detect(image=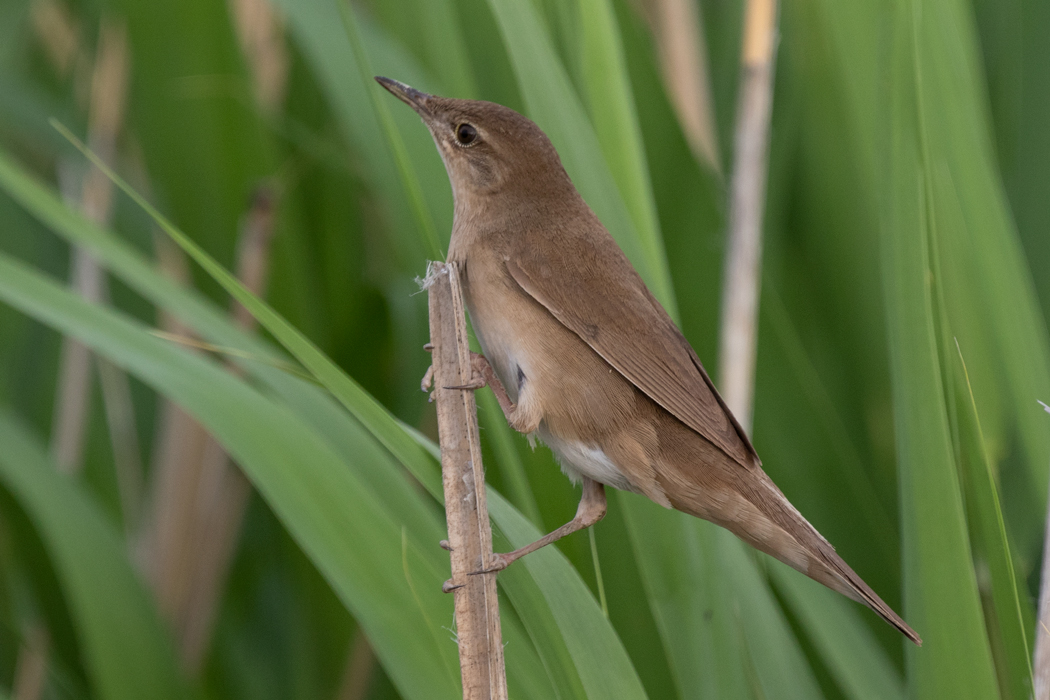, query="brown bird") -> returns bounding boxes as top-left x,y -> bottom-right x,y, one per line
377,76 -> 921,645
